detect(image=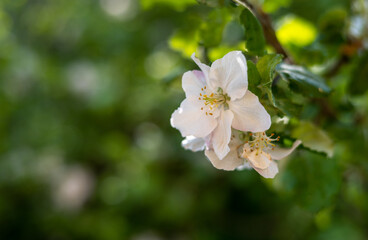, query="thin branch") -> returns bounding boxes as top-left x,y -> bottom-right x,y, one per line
233,0 -> 293,63
324,39 -> 363,78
